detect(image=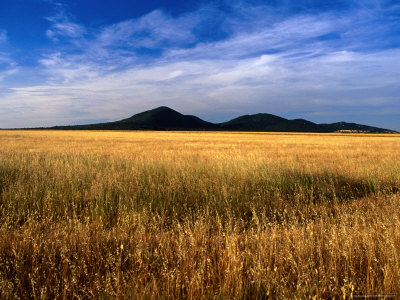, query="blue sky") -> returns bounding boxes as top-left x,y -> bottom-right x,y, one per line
0,0 -> 399,130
